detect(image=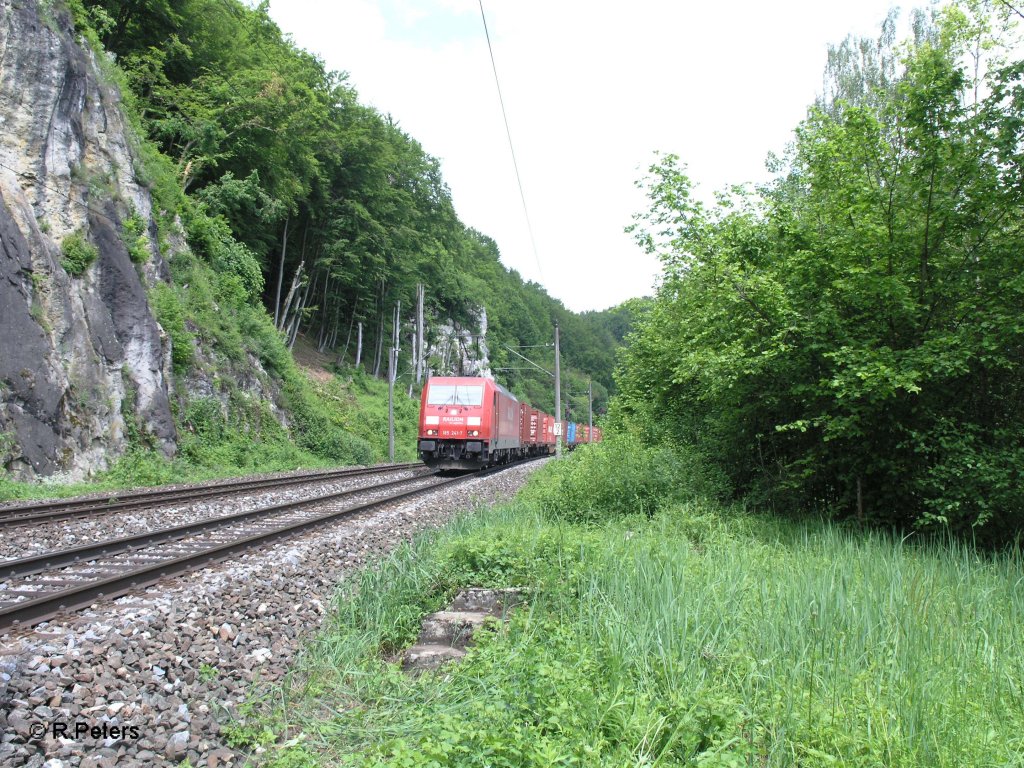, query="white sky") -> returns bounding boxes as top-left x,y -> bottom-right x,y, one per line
268,0 -> 900,312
